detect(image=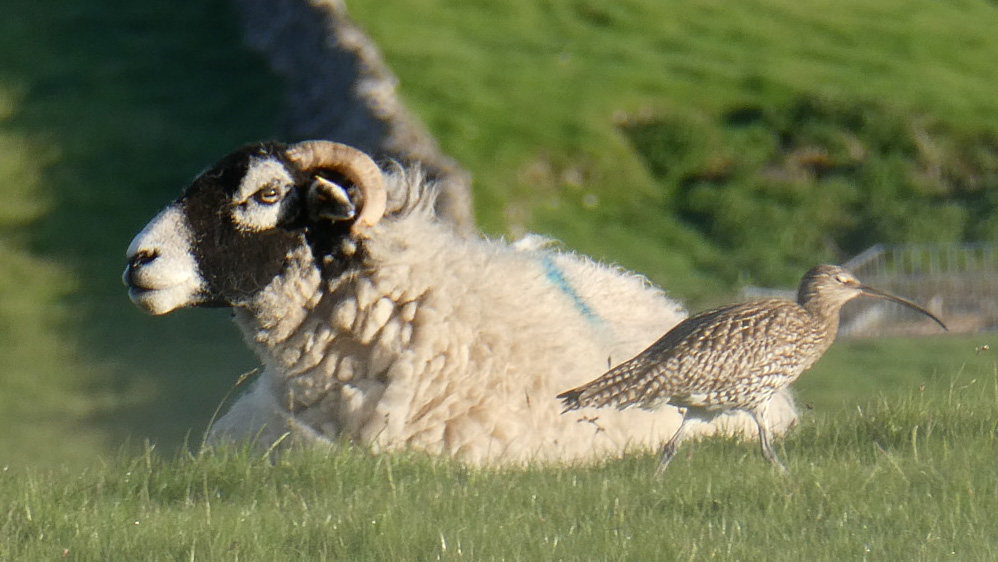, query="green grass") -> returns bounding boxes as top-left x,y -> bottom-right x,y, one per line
797,333 -> 996,412
2,366 -> 996,560
2,1 -> 998,556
